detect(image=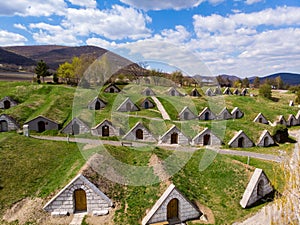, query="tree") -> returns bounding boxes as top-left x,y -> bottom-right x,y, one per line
295,90 -> 300,104
253,76 -> 260,88
275,76 -> 284,89
171,70 -> 183,86
233,79 -> 242,88
35,60 -> 51,83
242,77 -> 250,88
259,83 -> 272,99
57,62 -> 74,84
